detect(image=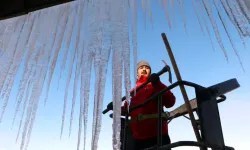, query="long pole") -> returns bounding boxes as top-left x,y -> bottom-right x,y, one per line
161,33 -> 201,142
